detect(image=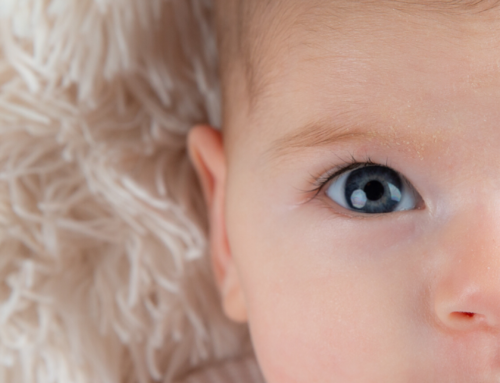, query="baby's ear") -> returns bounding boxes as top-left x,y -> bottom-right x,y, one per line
187,124 -> 248,323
